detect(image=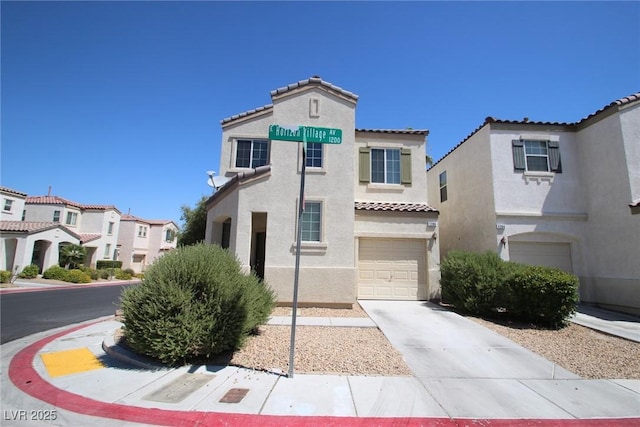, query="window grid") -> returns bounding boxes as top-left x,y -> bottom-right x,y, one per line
305,143 -> 323,168
3,199 -> 13,211
108,222 -> 114,235
524,140 -> 550,172
301,201 -> 321,242
138,226 -> 147,237
66,212 -> 78,226
104,244 -> 111,259
439,171 -> 448,202
236,139 -> 269,168
371,149 -> 401,184
53,210 -> 61,222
